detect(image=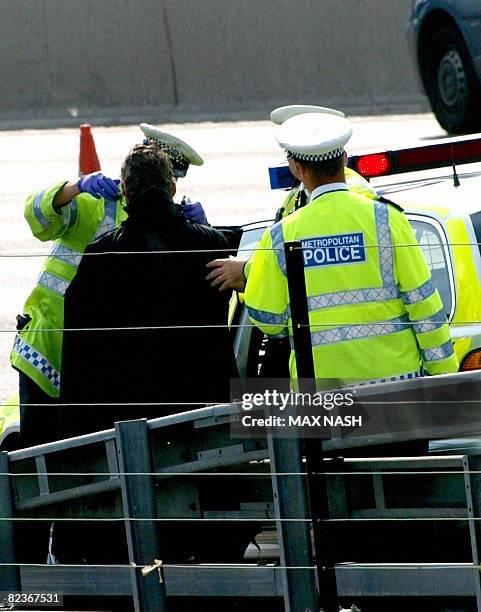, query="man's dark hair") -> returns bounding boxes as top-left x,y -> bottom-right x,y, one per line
121,143 -> 173,201
296,154 -> 344,180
